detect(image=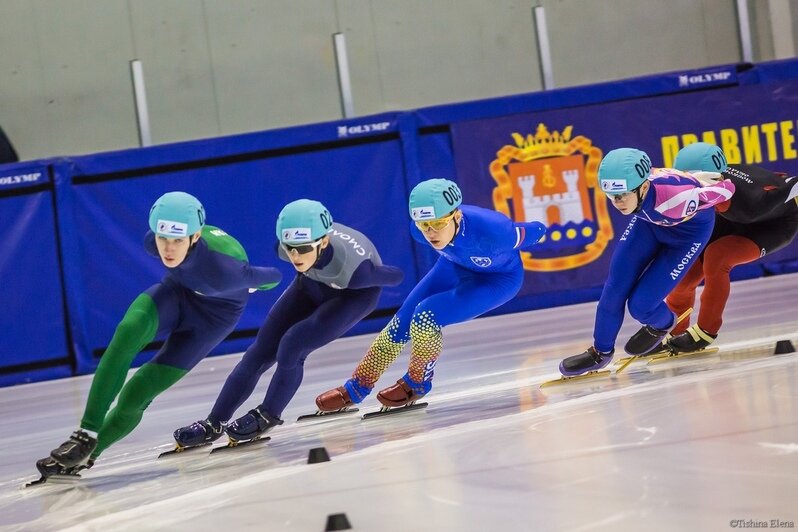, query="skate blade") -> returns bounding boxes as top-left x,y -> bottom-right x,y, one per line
615,349 -> 670,366
362,402 -> 428,420
539,370 -> 612,389
24,477 -> 49,488
157,442 -> 212,460
210,436 -> 271,455
25,472 -> 82,488
647,346 -> 719,365
45,473 -> 82,484
296,407 -> 359,423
